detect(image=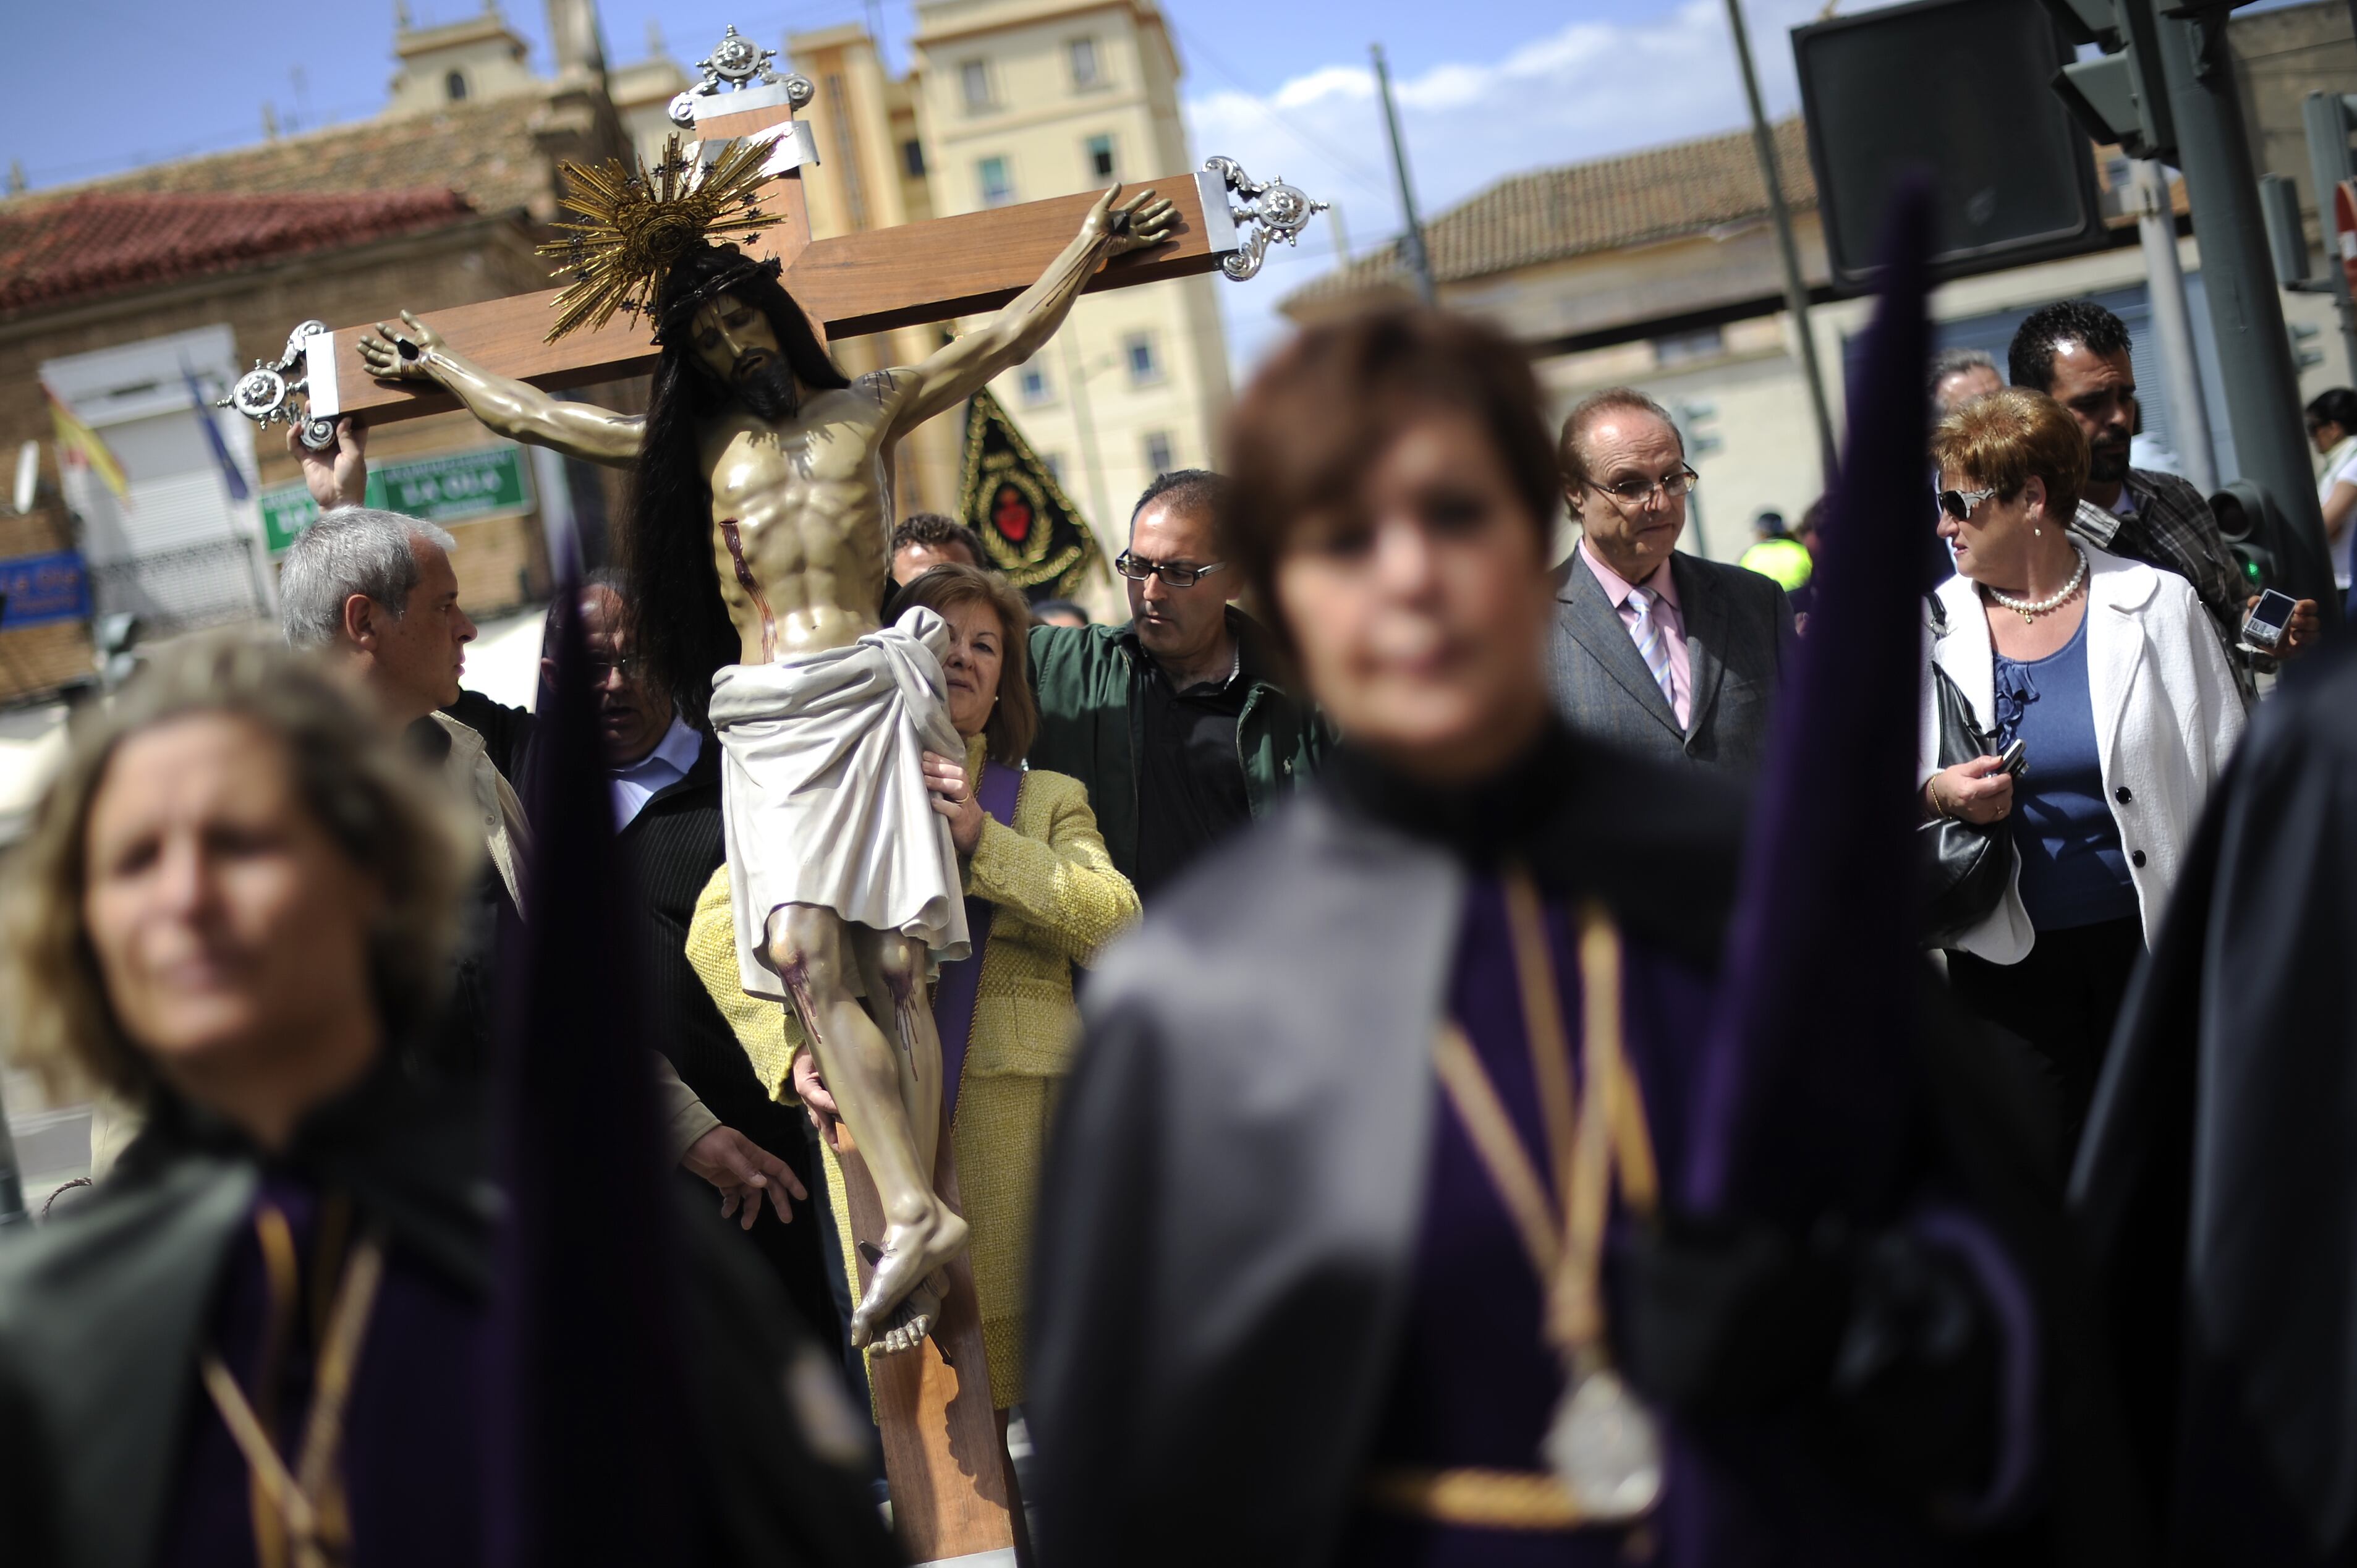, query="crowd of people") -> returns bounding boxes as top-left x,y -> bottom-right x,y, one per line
5,248 -> 2357,1567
